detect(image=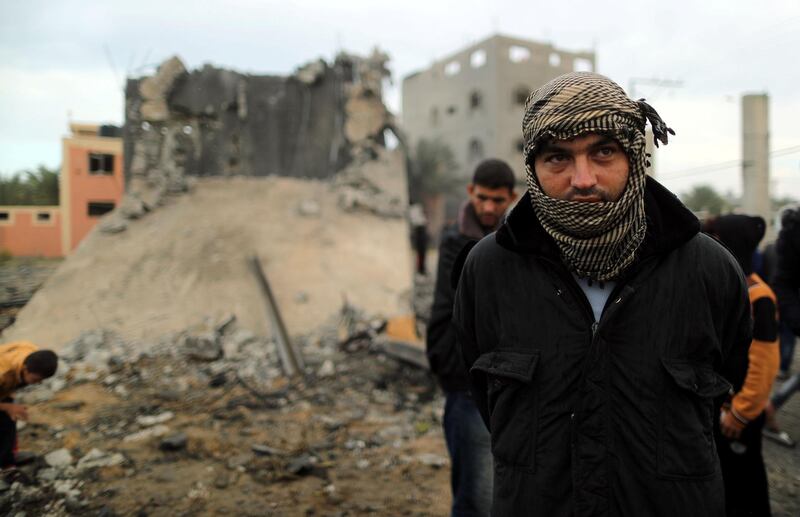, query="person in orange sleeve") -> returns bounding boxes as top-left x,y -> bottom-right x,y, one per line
705,214 -> 780,517
0,341 -> 58,468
